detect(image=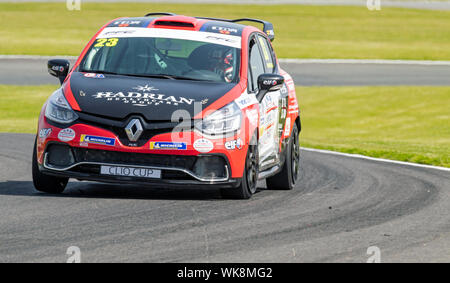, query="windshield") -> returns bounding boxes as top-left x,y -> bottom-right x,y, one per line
80,33 -> 241,83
